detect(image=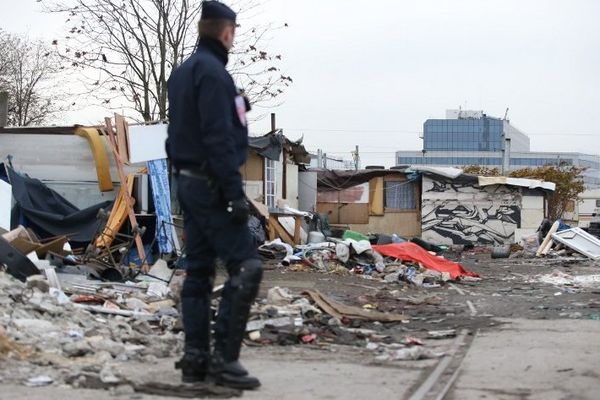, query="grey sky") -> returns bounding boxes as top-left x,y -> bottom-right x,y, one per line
3,0 -> 600,167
